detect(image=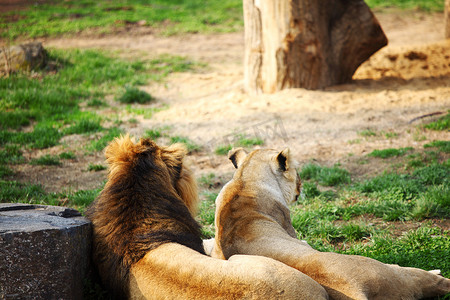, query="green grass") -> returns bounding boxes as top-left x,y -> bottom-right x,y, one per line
214,134 -> 264,155
126,105 -> 169,119
87,163 -> 107,172
368,147 -> 413,159
59,151 -> 76,160
215,144 -> 232,155
0,145 -> 23,164
2,0 -> 443,41
424,112 -> 450,131
358,129 -> 377,138
1,0 -> 244,40
88,127 -> 123,152
116,87 -> 153,104
30,154 -> 61,166
299,163 -> 351,186
365,0 -> 444,11
424,140 -> 450,153
170,136 -> 201,153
